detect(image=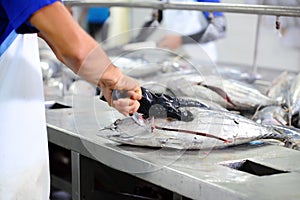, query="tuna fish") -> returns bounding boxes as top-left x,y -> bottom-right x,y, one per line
286,72 -> 300,116
266,71 -> 292,104
166,75 -> 278,111
166,76 -> 235,109
98,107 -> 296,150
252,106 -> 288,126
219,79 -> 279,111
